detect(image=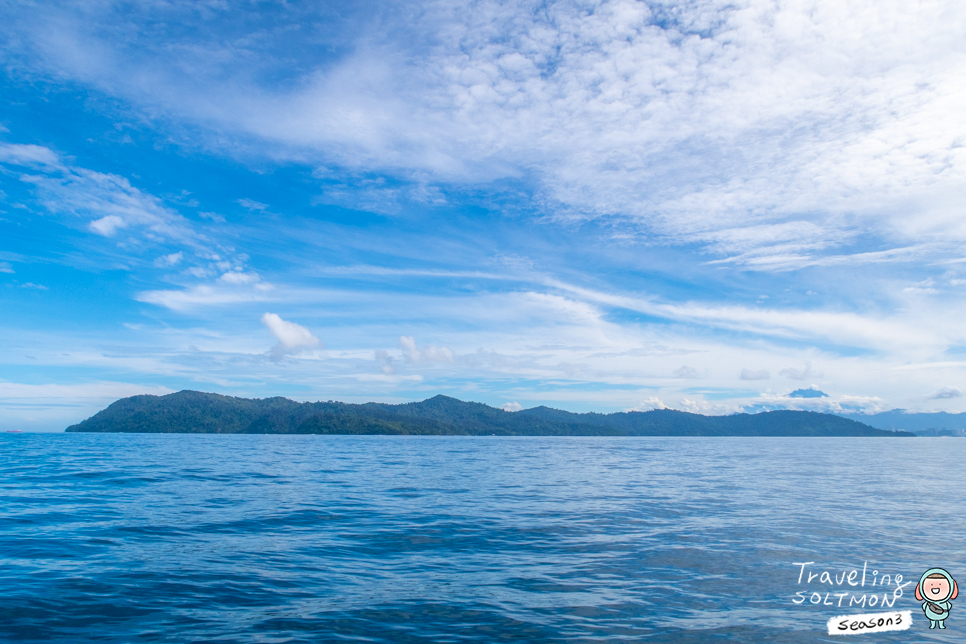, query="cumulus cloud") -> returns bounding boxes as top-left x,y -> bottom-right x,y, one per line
739,369 -> 769,381
929,386 -> 963,400
261,313 -> 321,360
398,335 -> 454,364
500,401 -> 522,412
